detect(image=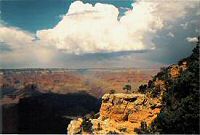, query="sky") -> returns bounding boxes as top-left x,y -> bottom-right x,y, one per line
0,0 -> 199,69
